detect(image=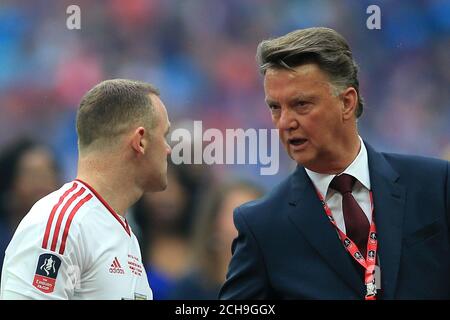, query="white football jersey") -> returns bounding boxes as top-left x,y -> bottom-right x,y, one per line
0,179 -> 152,300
